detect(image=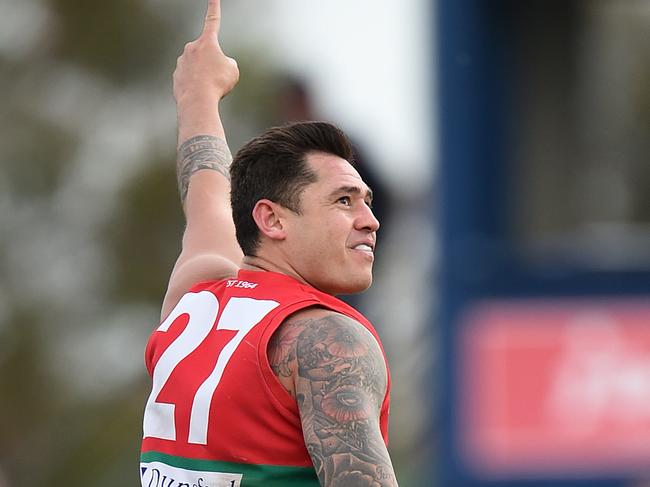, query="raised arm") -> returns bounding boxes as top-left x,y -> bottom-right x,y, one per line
269,308 -> 399,486
162,0 -> 242,318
